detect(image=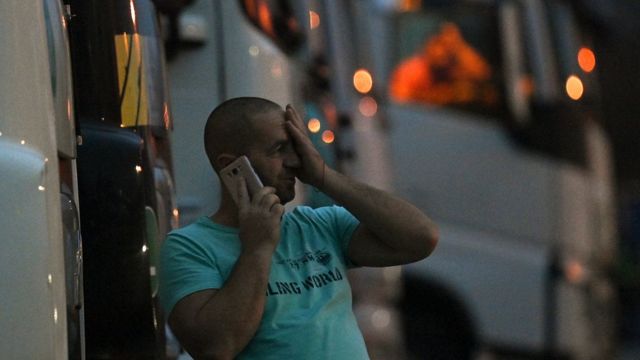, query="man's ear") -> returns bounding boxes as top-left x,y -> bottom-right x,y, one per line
216,153 -> 237,169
